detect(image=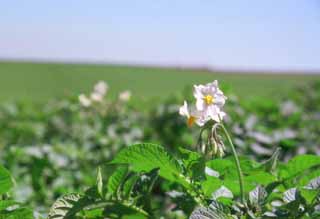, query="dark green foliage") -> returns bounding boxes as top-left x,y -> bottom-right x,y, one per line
0,164 -> 34,219
0,81 -> 319,218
